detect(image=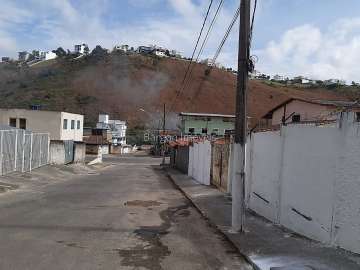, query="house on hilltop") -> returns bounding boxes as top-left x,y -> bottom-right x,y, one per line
74,44 -> 89,55
18,51 -> 30,62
